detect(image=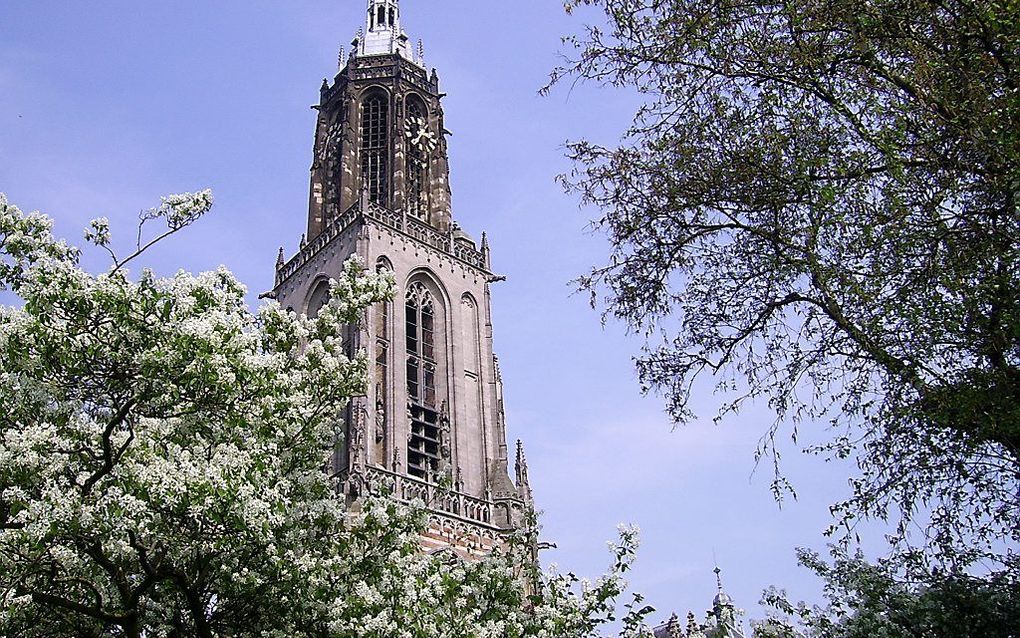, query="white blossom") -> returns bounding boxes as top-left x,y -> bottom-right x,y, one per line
84,216 -> 111,246
0,192 -> 648,637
